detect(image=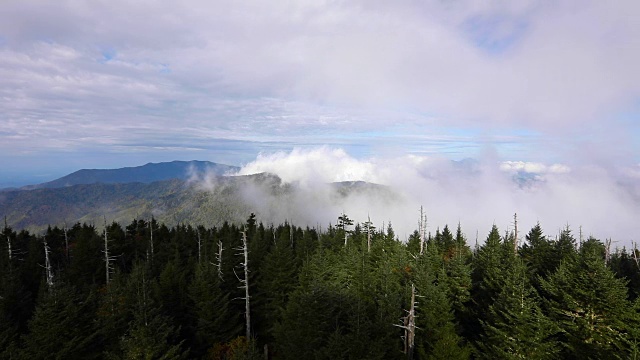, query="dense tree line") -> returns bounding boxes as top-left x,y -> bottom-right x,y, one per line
1,214 -> 640,359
